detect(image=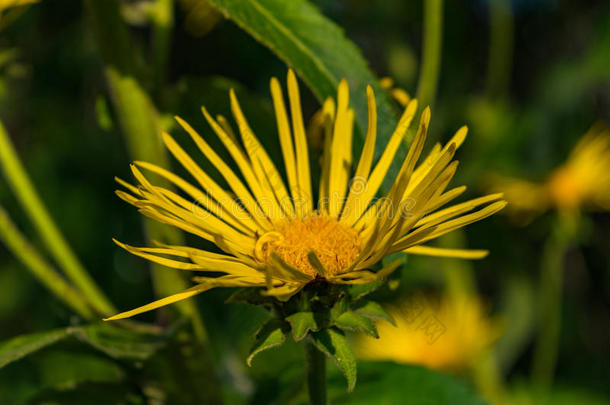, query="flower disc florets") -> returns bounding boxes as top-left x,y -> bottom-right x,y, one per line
254,213 -> 362,277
